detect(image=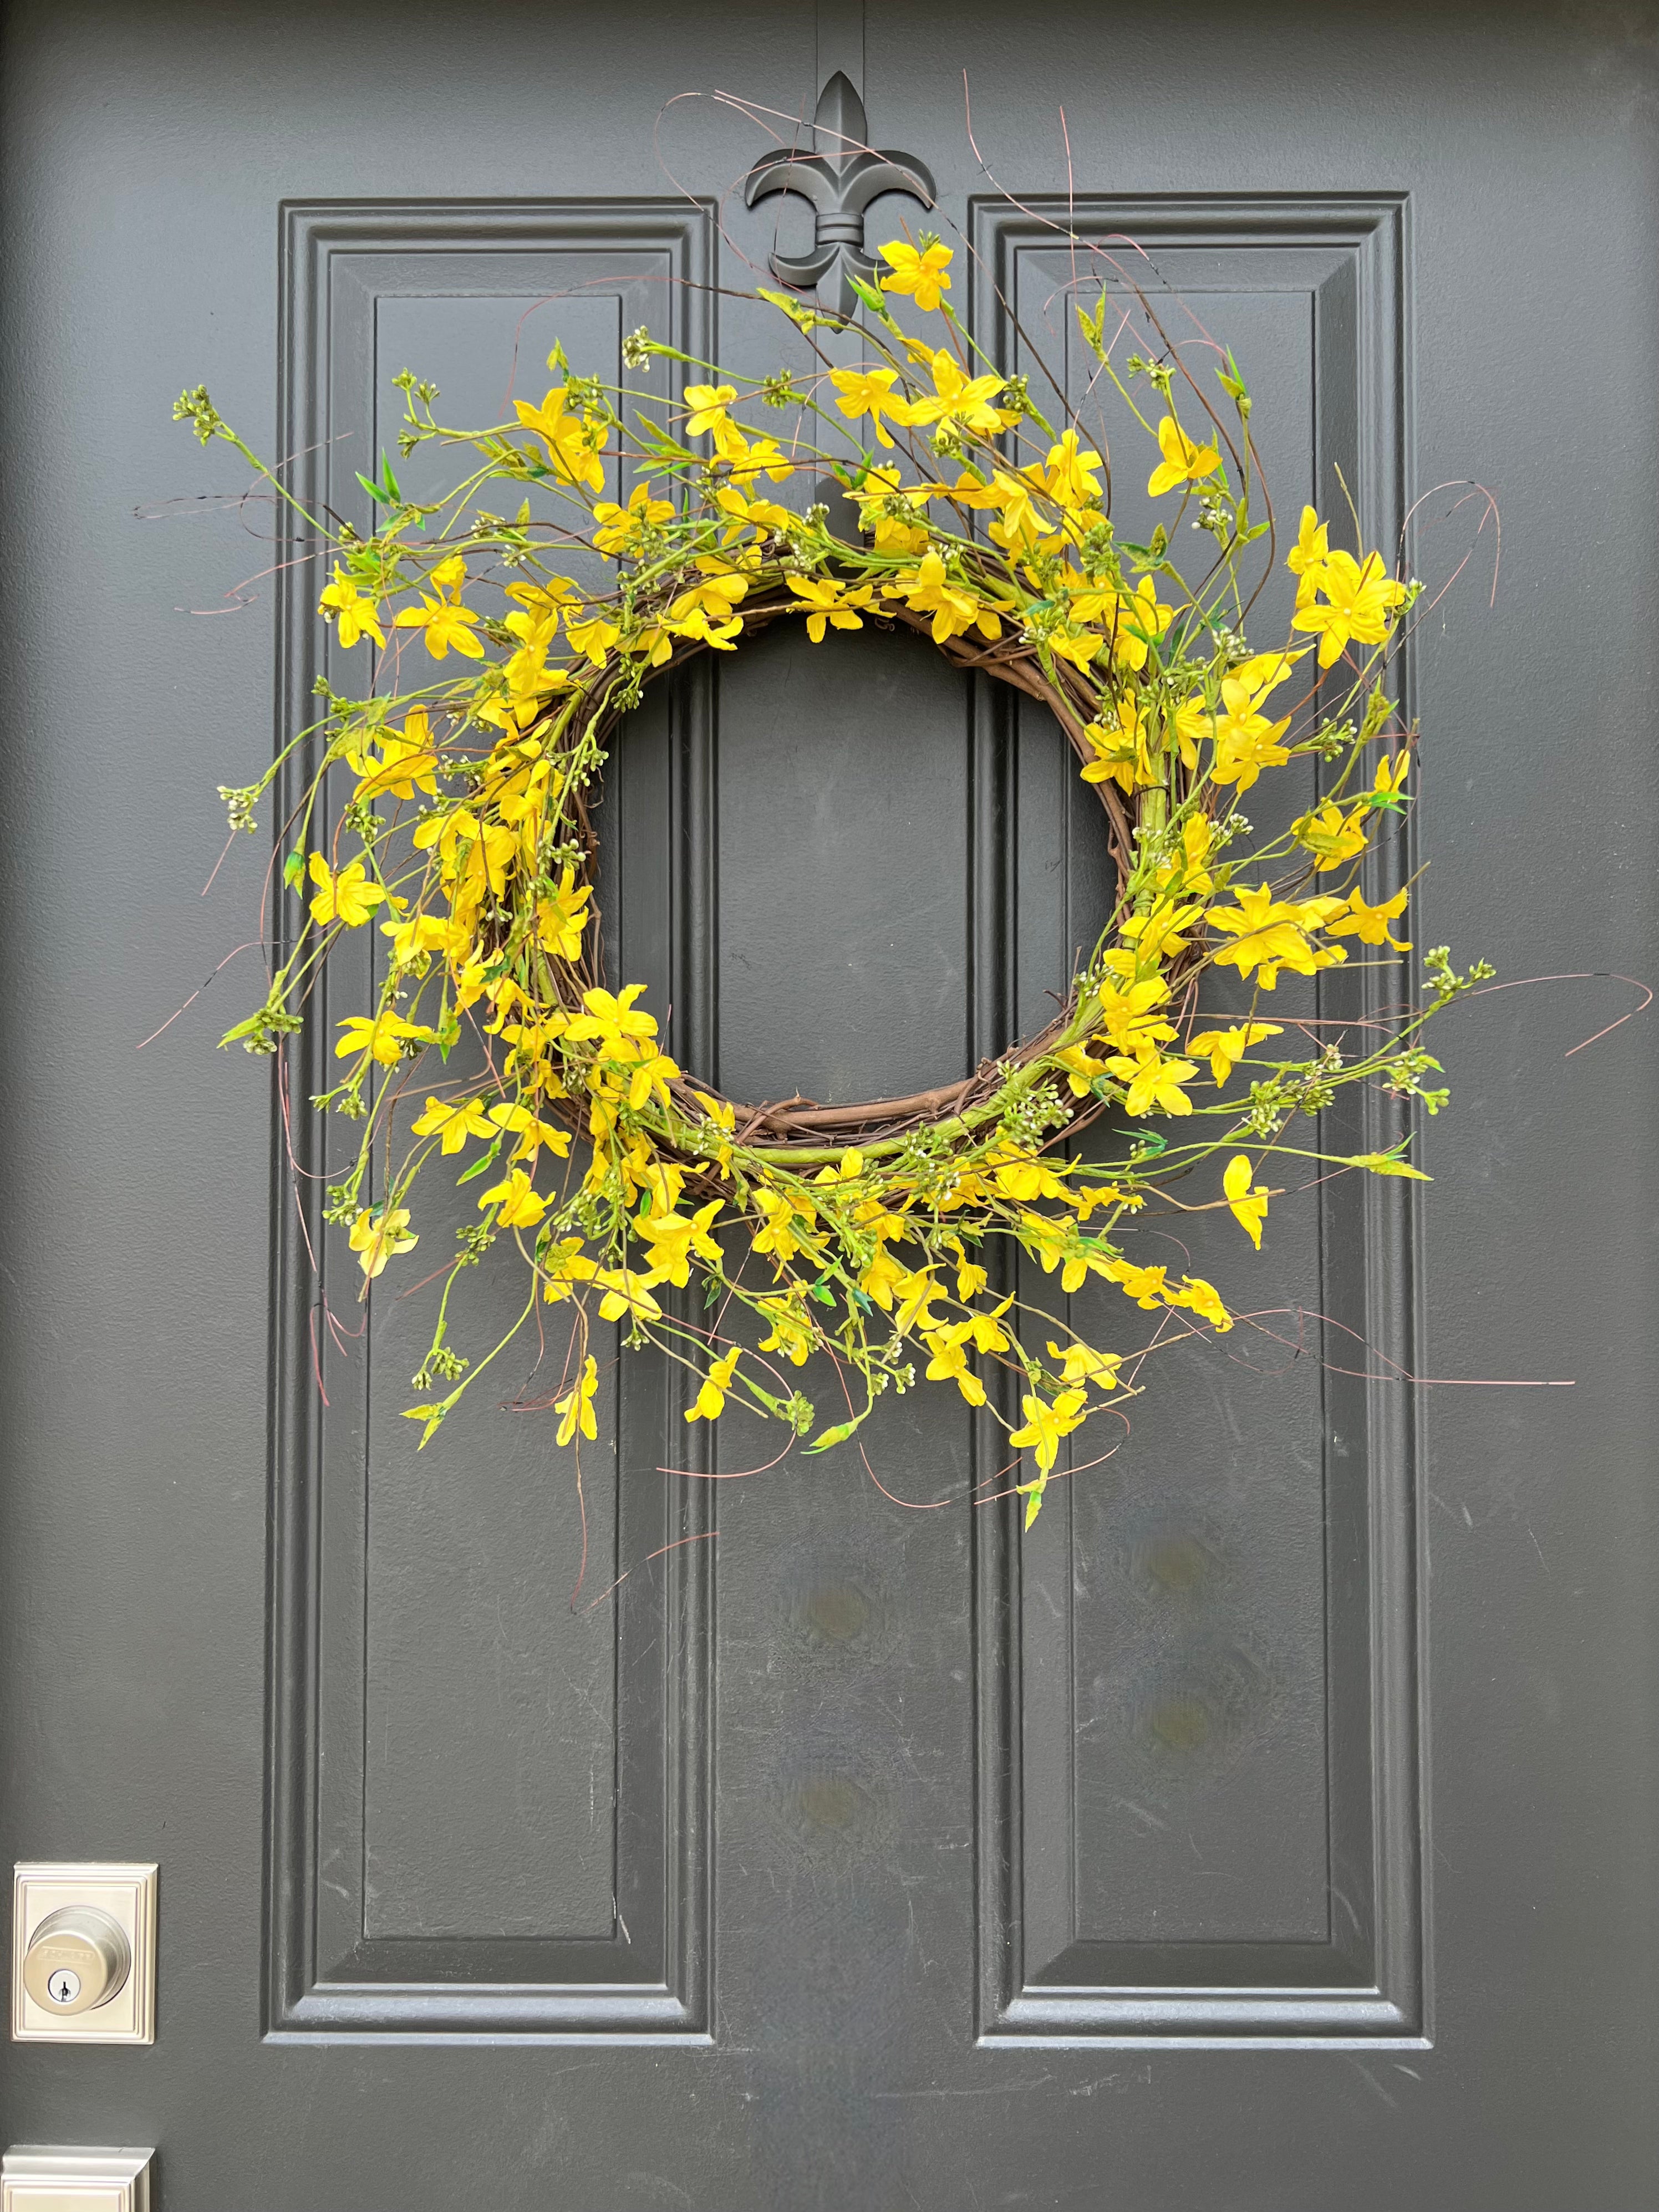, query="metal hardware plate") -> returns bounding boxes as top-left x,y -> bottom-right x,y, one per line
1,2146 -> 152,2212
11,1867 -> 156,2046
